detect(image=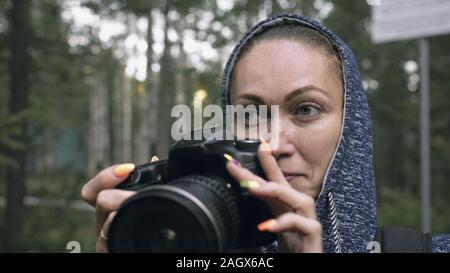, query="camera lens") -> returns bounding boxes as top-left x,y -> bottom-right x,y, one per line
108,175 -> 240,252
